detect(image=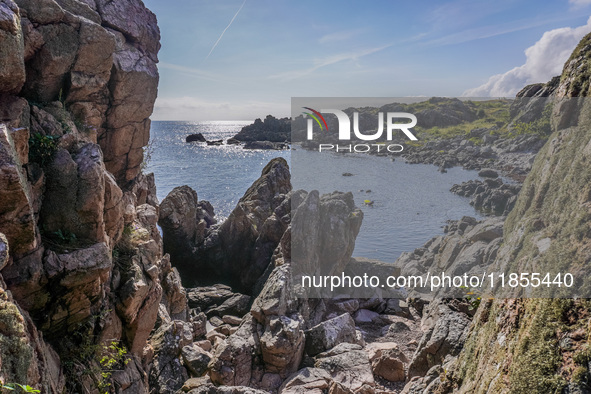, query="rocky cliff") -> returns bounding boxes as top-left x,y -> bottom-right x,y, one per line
403,33 -> 591,394
0,0 -> 169,392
